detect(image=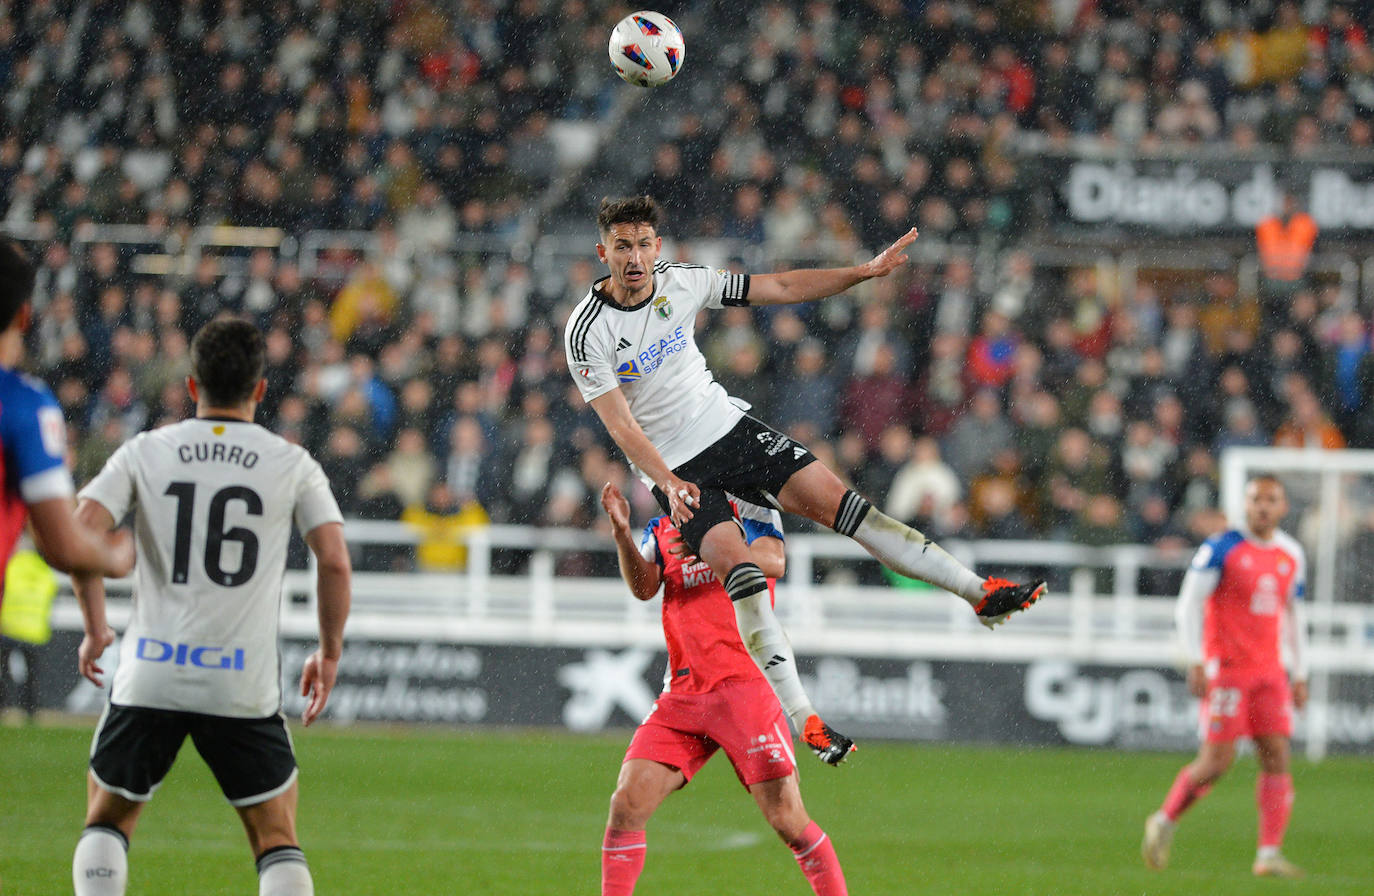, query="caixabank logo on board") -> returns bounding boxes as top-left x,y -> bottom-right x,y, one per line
801,658 -> 948,739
